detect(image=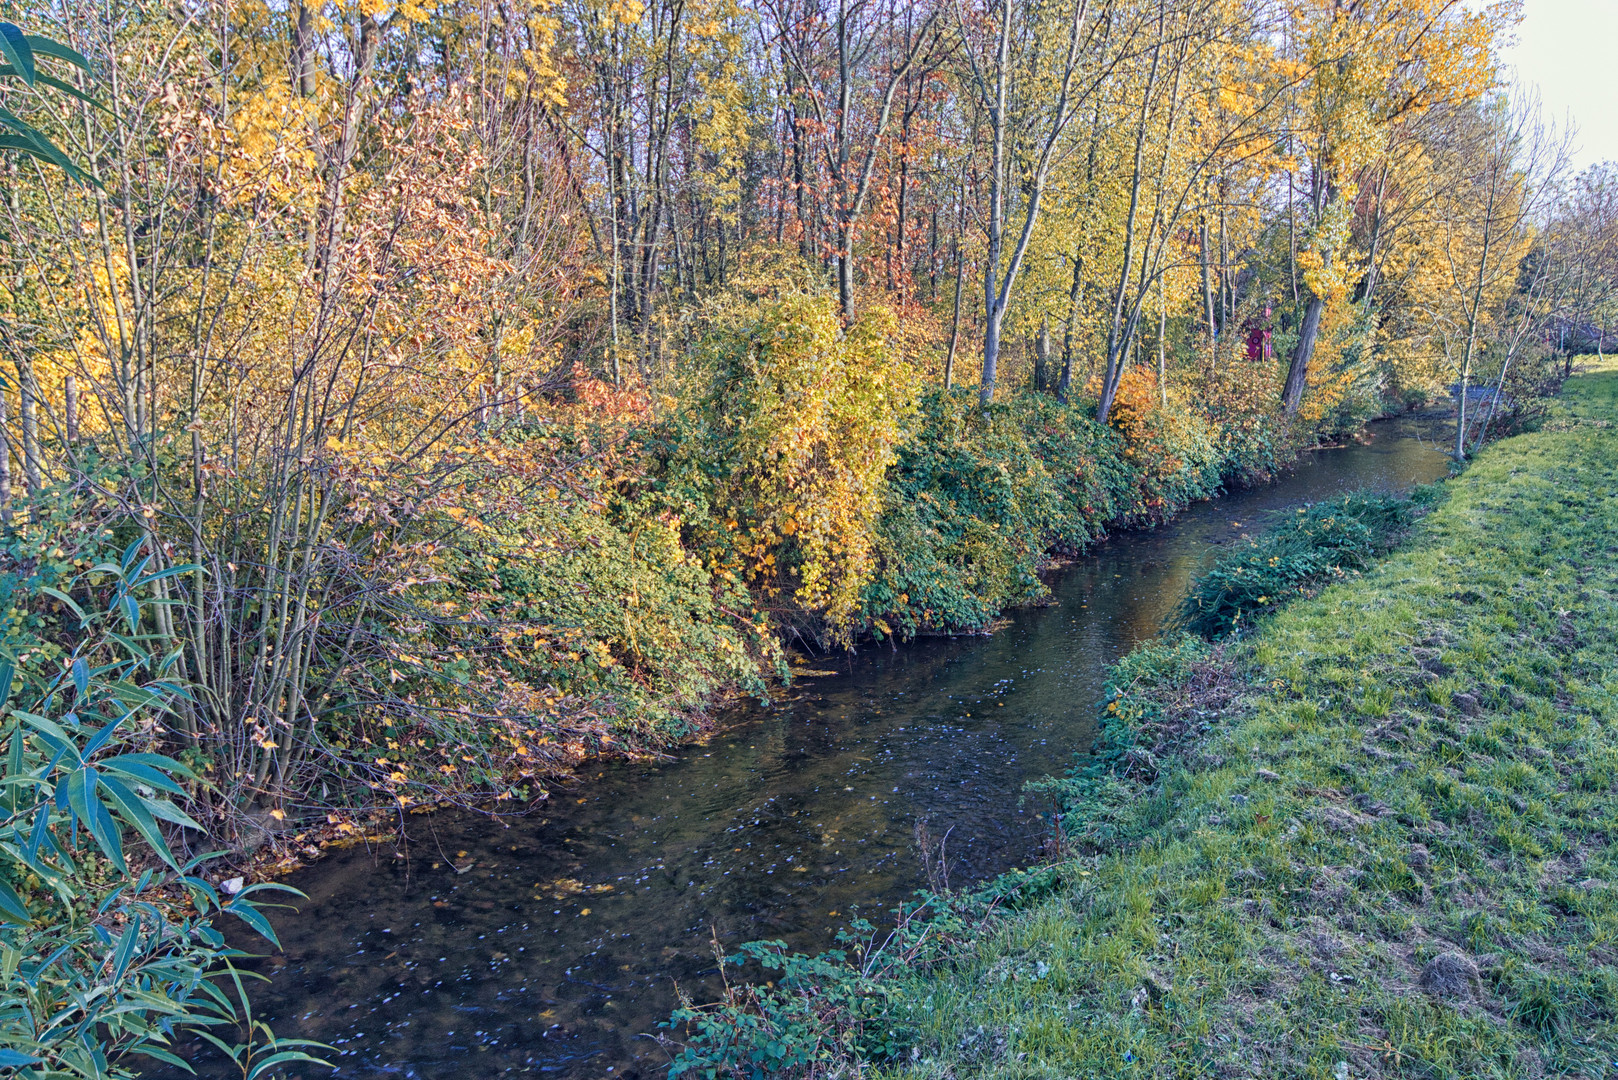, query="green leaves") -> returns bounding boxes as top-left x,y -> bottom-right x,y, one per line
0,21 -> 98,186
0,24 -> 34,85
1172,491 -> 1425,639
0,556 -> 321,1078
